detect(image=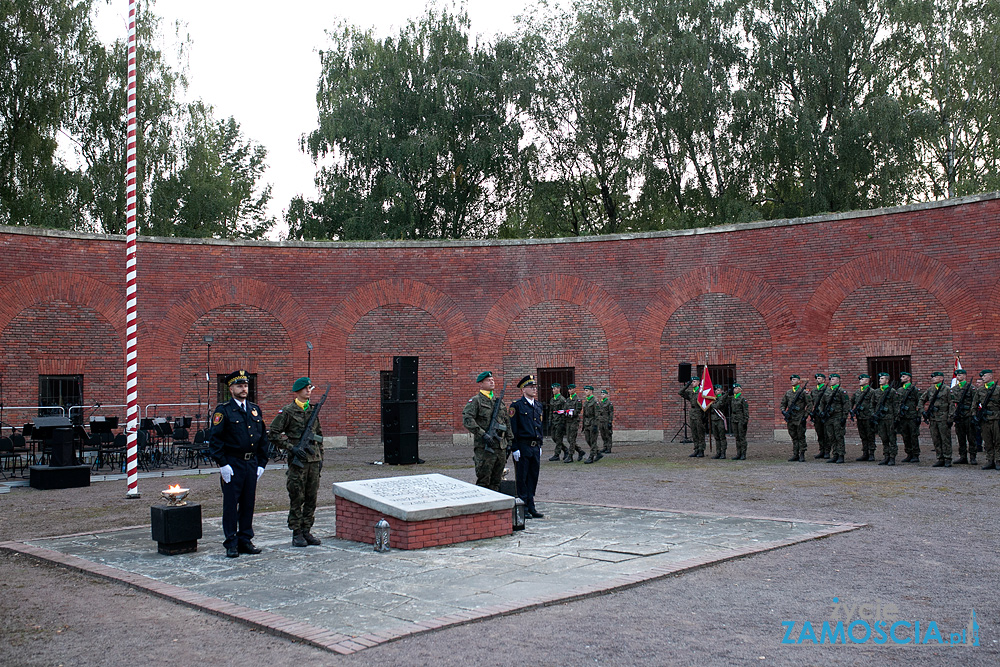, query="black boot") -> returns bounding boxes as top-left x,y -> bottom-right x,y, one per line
981,462 -> 996,470
548,454 -> 561,462
303,531 -> 322,546
932,459 -> 946,467
954,457 -> 968,464
583,456 -> 595,464
814,453 -> 825,459
689,451 -> 700,457
901,455 -> 913,463
563,455 -> 574,463
887,457 -> 896,466
856,454 -> 869,461
292,531 -> 307,547
969,455 -> 978,465
788,455 -> 799,462
576,450 -> 585,461
878,457 -> 890,465
731,454 -> 741,460
798,453 -> 805,462
827,456 -> 839,463
910,456 -> 919,463
695,451 -> 704,458
739,453 -> 746,460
